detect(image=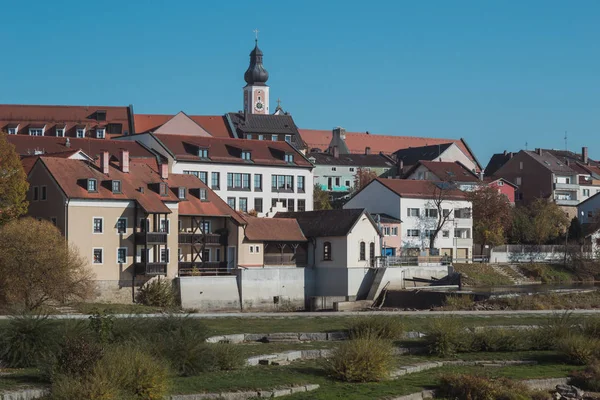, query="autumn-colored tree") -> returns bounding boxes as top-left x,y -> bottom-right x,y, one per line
508,199 -> 569,244
467,185 -> 513,255
353,168 -> 378,193
0,218 -> 95,310
0,132 -> 29,225
313,184 -> 332,210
